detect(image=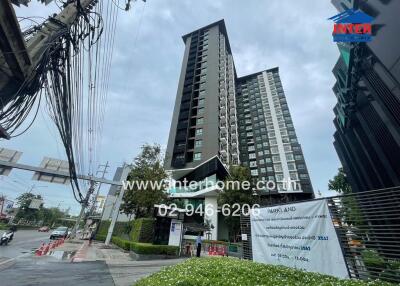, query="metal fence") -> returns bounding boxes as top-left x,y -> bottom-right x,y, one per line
240,187 -> 400,283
